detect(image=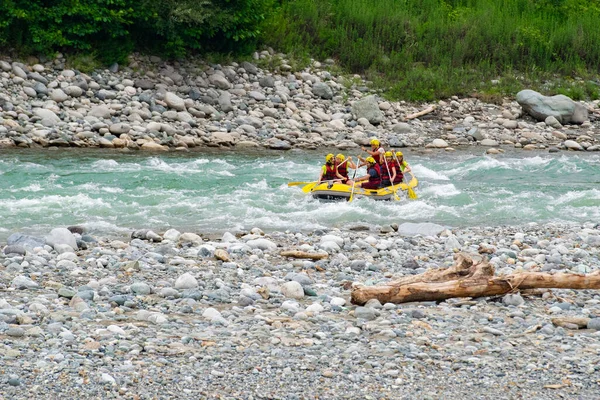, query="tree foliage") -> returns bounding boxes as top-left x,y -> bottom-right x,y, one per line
0,0 -> 274,62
